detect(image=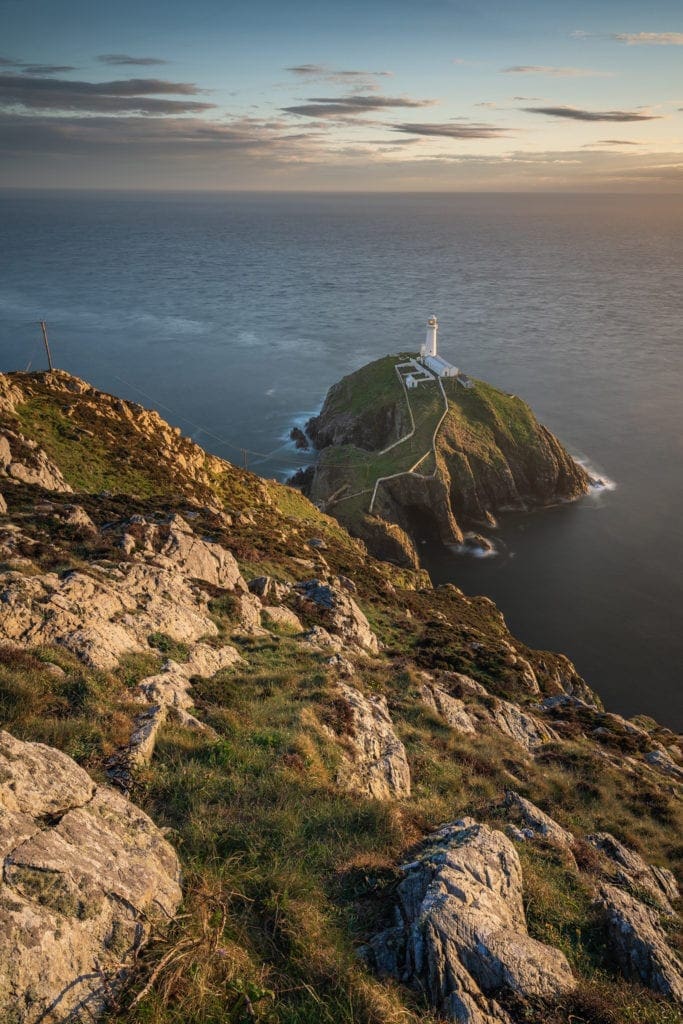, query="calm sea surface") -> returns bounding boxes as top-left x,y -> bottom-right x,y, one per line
1,191 -> 681,729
